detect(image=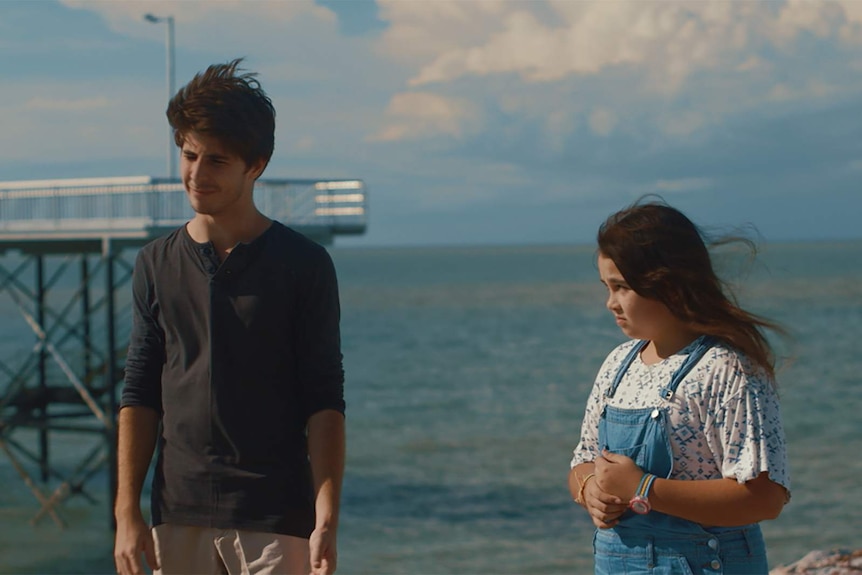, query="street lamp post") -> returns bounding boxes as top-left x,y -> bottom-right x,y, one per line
144,13 -> 176,179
